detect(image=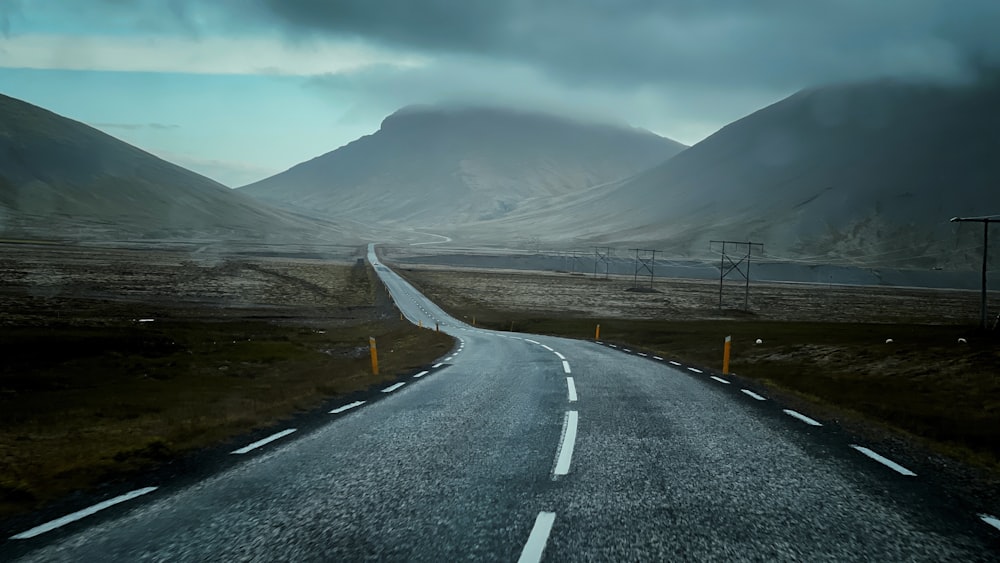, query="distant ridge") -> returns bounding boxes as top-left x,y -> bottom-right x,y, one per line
471,73 -> 1000,269
0,92 -> 347,242
240,104 -> 686,227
